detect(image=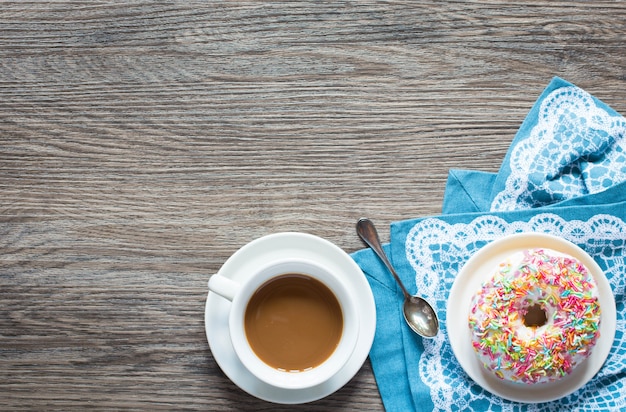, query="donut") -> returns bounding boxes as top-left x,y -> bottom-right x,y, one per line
467,247 -> 601,384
